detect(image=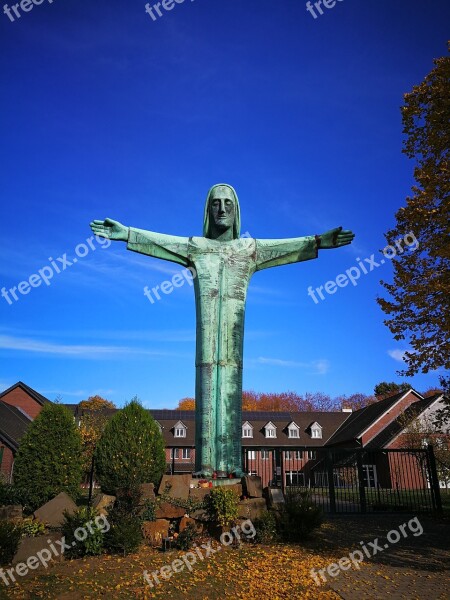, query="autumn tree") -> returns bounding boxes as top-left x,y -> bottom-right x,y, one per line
79,395 -> 116,473
176,397 -> 195,410
336,393 -> 377,411
377,44 -> 450,393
